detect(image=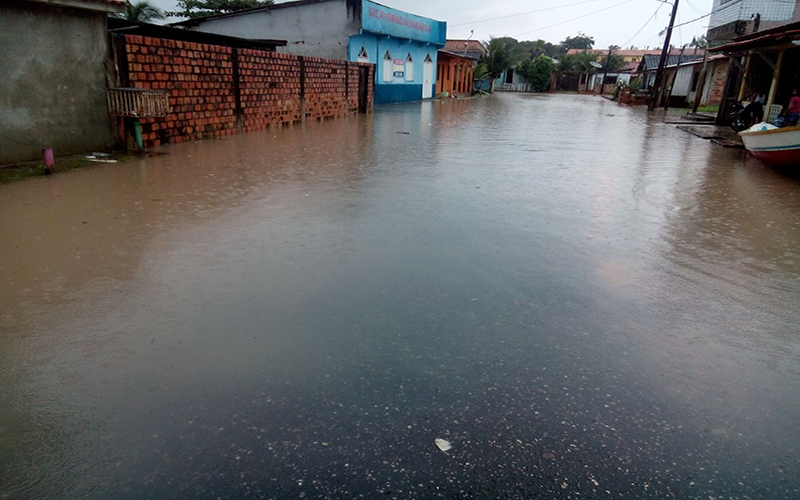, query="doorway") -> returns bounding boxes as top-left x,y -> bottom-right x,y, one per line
422,54 -> 434,99
358,66 -> 369,113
